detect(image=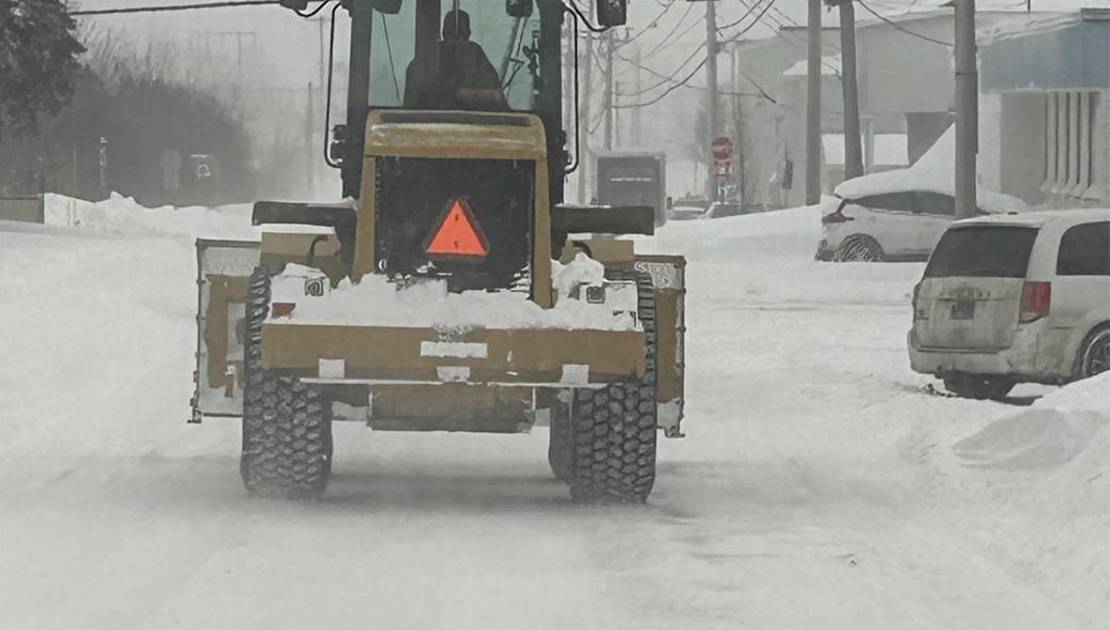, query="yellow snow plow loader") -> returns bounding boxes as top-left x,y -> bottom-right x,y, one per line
190,0 -> 685,503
